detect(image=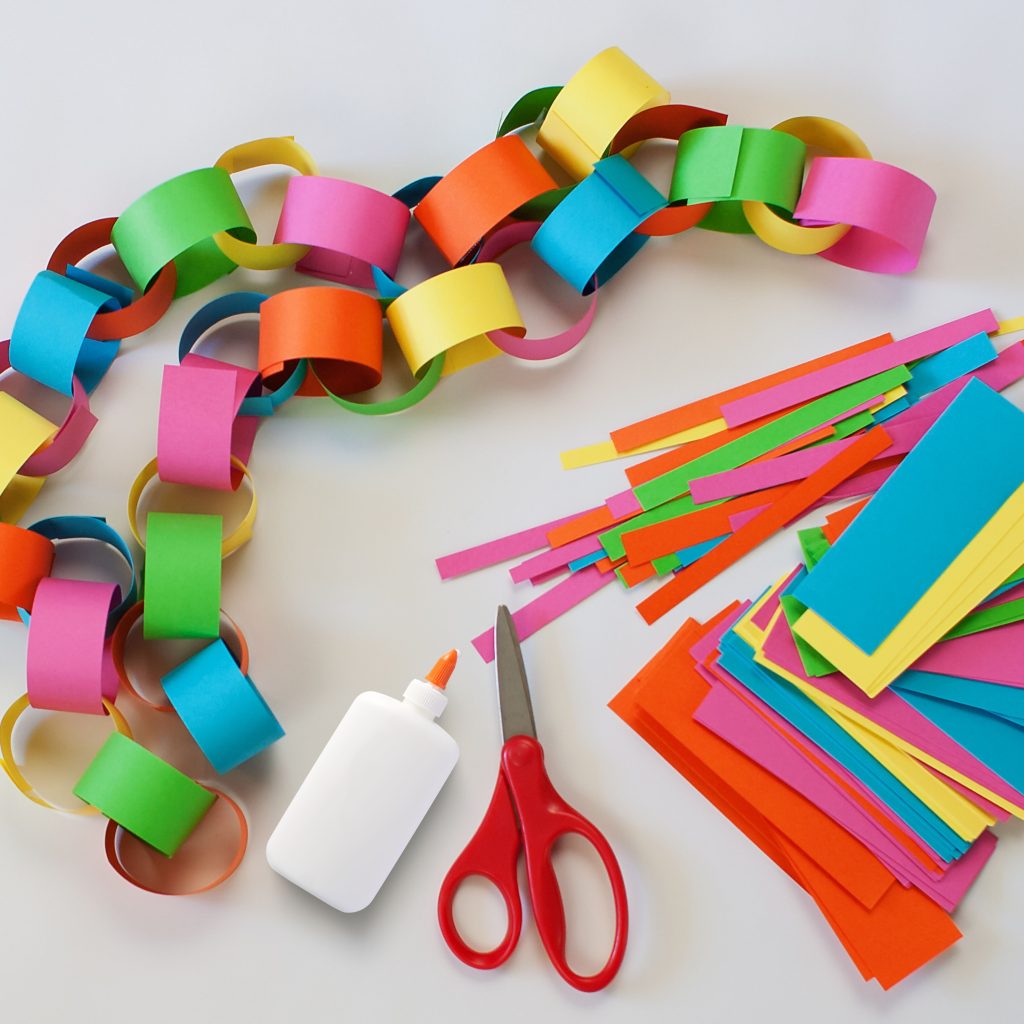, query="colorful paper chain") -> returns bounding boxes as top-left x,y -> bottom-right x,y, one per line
0,46 -> 936,895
